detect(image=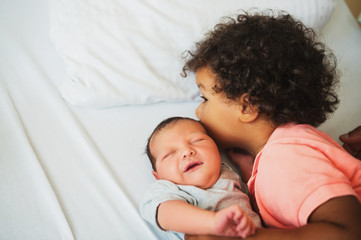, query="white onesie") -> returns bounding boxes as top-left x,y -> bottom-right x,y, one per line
140,163 -> 261,240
